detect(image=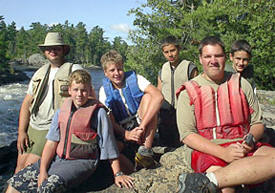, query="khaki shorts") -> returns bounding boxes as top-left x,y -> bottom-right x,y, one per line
25,126 -> 48,156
